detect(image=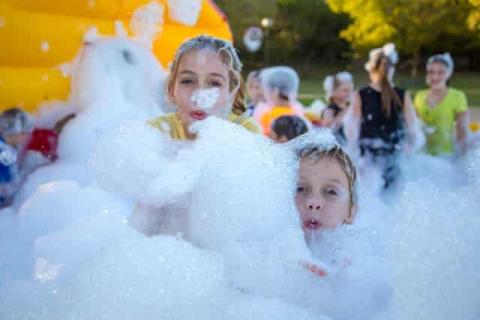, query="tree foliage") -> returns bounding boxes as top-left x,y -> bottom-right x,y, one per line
468,0 -> 480,33
216,0 -> 480,72
326,0 -> 480,73
274,0 -> 351,64
215,0 -> 350,70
